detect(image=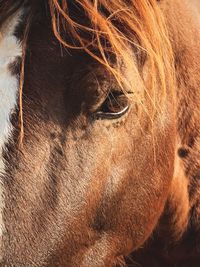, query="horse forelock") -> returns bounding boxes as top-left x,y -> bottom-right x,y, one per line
48,0 -> 176,113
